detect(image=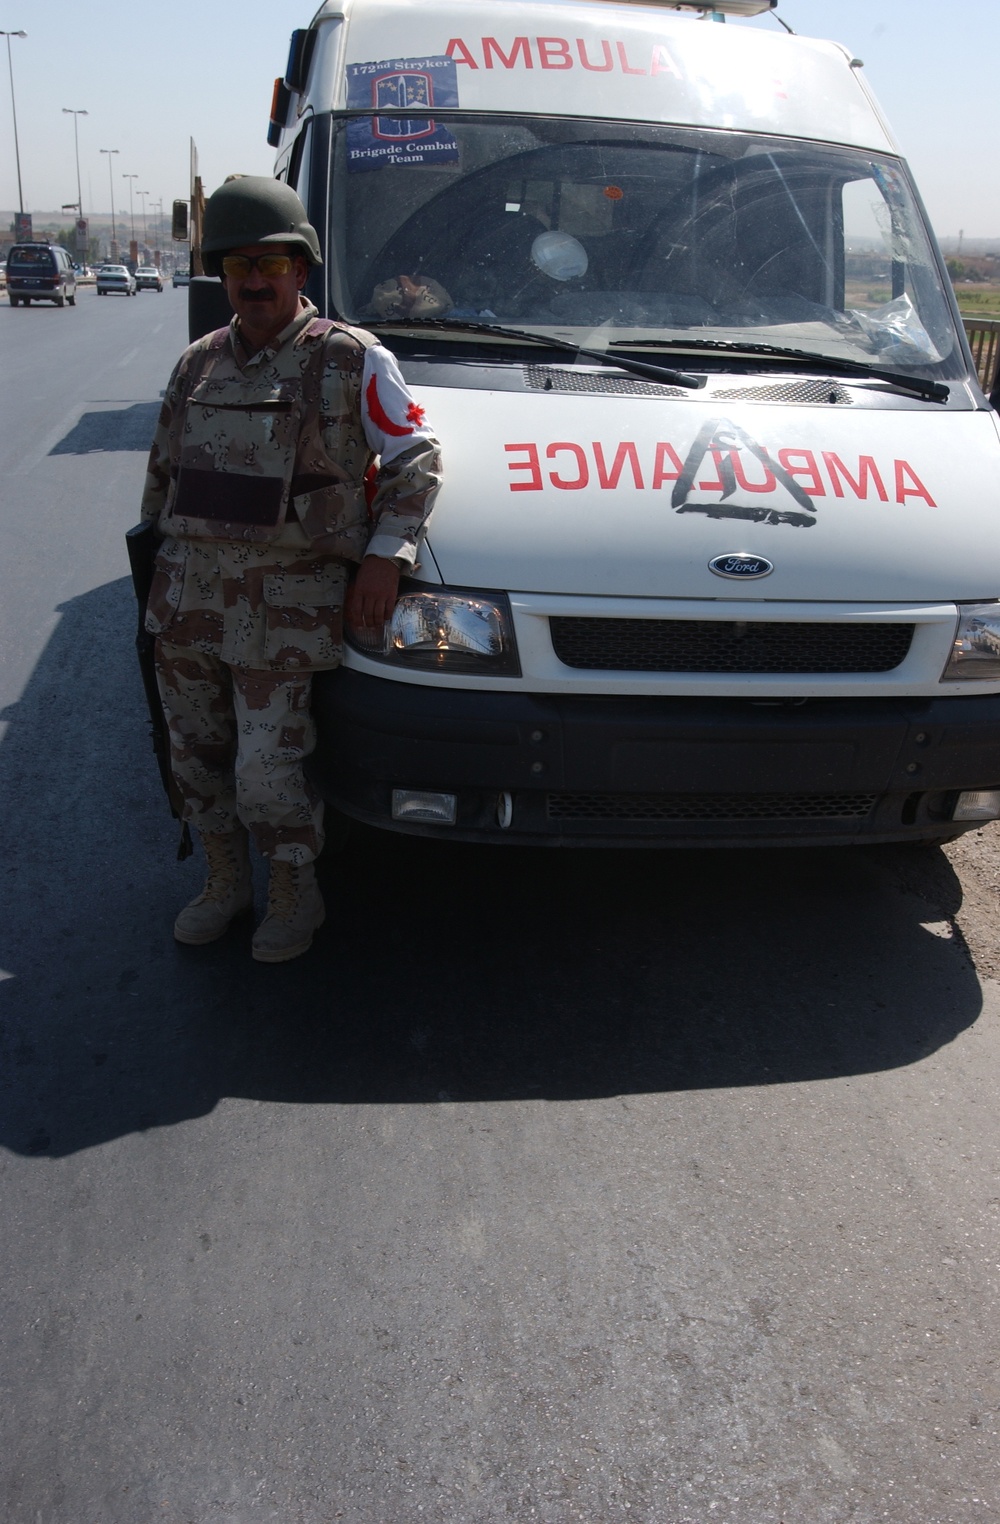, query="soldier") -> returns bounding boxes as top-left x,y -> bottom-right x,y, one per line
140,177 -> 442,962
